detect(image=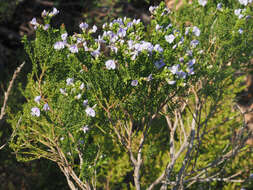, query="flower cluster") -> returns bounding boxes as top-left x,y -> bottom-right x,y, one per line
59,78 -> 96,118
31,95 -> 50,117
